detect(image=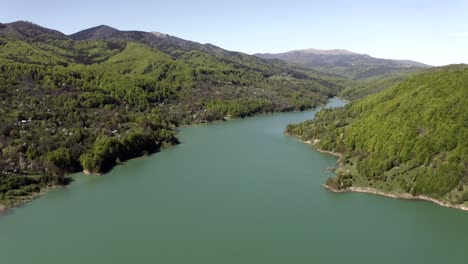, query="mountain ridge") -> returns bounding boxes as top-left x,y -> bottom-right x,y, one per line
69,24 -> 228,57
0,21 -> 66,39
255,48 -> 429,79
255,48 -> 427,67
268,48 -> 358,56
